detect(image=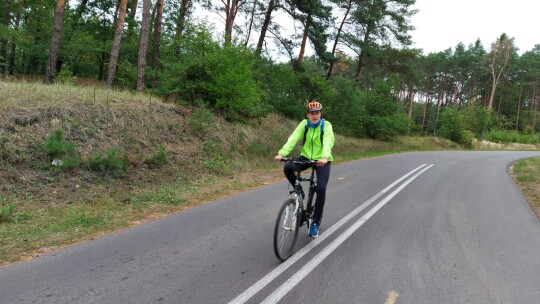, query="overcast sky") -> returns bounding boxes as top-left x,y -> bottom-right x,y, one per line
410,0 -> 539,55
